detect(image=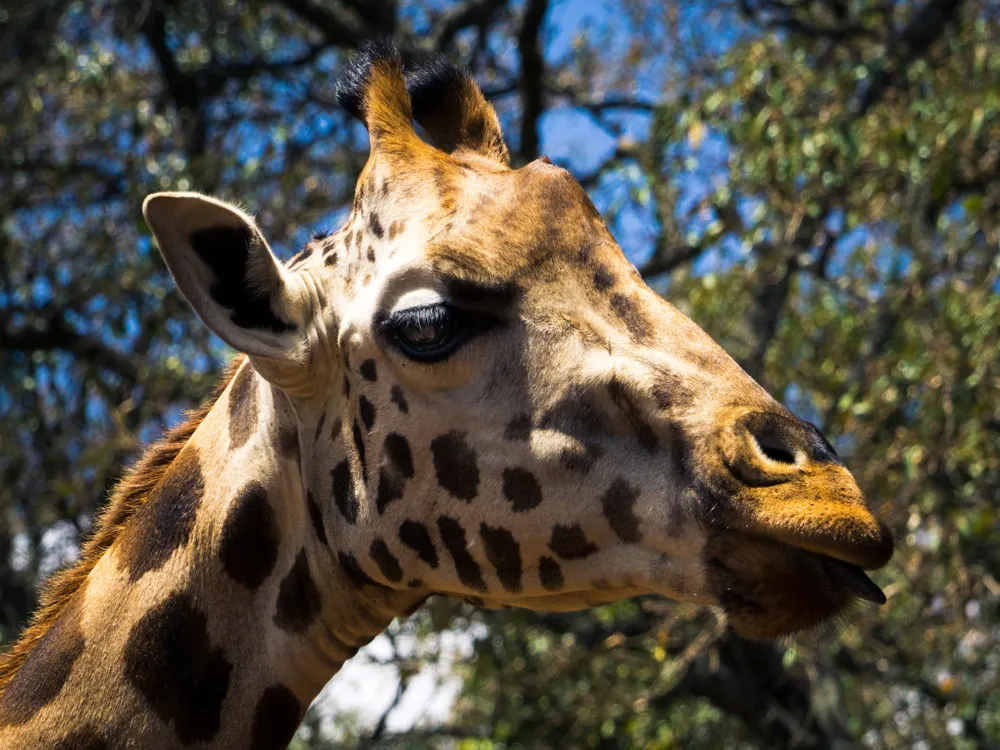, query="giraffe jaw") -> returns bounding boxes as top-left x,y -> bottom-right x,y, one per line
701,530 -> 890,639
